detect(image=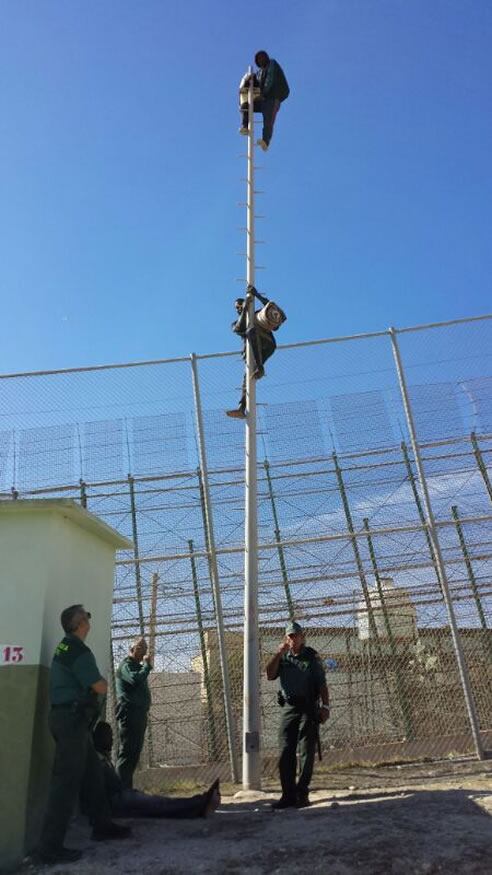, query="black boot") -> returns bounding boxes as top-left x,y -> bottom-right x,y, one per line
271,796 -> 296,810
296,791 -> 310,808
